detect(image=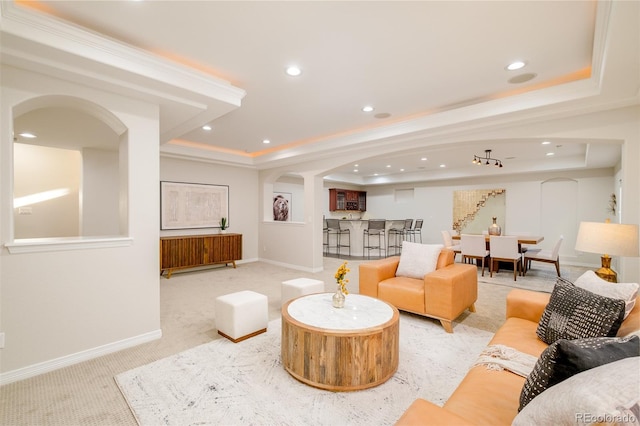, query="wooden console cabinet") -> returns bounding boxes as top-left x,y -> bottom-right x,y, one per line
160,233 -> 242,278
